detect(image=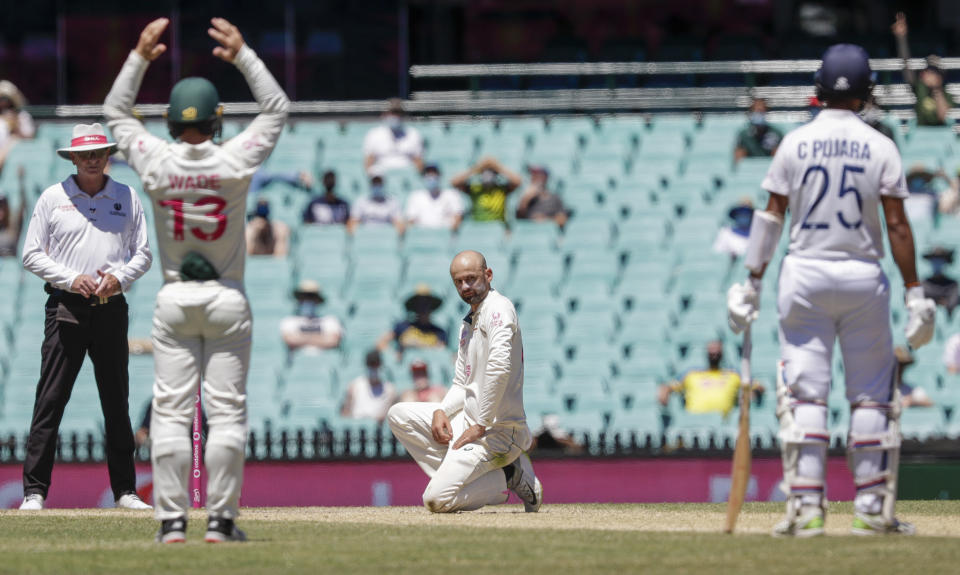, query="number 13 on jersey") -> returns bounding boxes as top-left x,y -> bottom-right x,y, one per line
159,196 -> 228,241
